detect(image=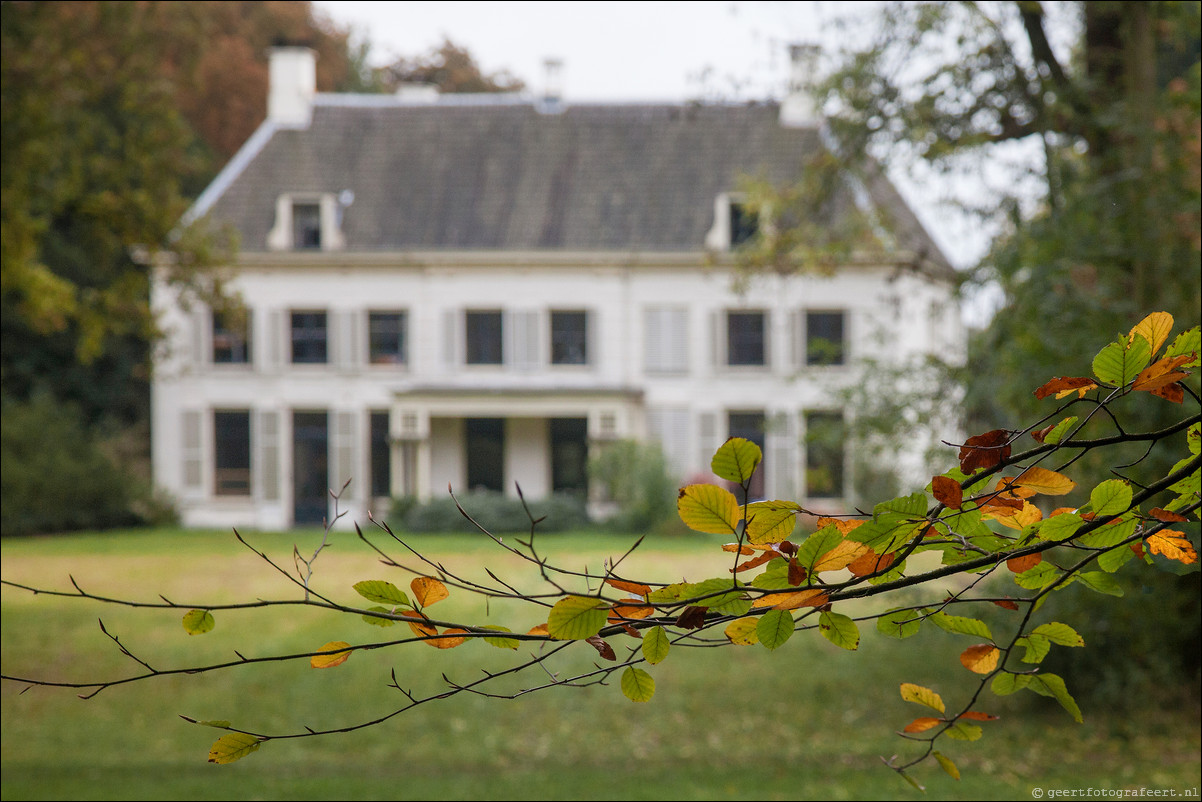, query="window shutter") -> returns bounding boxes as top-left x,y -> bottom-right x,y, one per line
442,309 -> 462,370
190,308 -> 208,369
509,310 -> 541,370
181,410 -> 203,493
266,310 -> 285,370
645,307 -> 688,374
698,411 -> 720,474
766,412 -> 796,499
647,408 -> 691,478
257,410 -> 280,502
585,309 -> 599,369
710,311 -> 724,368
334,411 -> 356,500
